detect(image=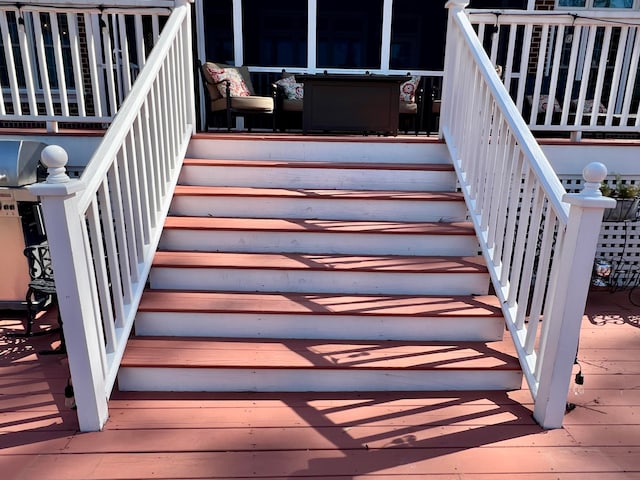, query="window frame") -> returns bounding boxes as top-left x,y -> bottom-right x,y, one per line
555,0 -> 639,9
